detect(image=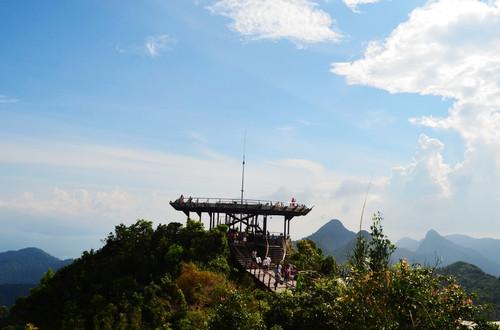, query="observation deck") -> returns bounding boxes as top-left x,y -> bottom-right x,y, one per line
170,197 -> 312,218
170,196 -> 313,238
